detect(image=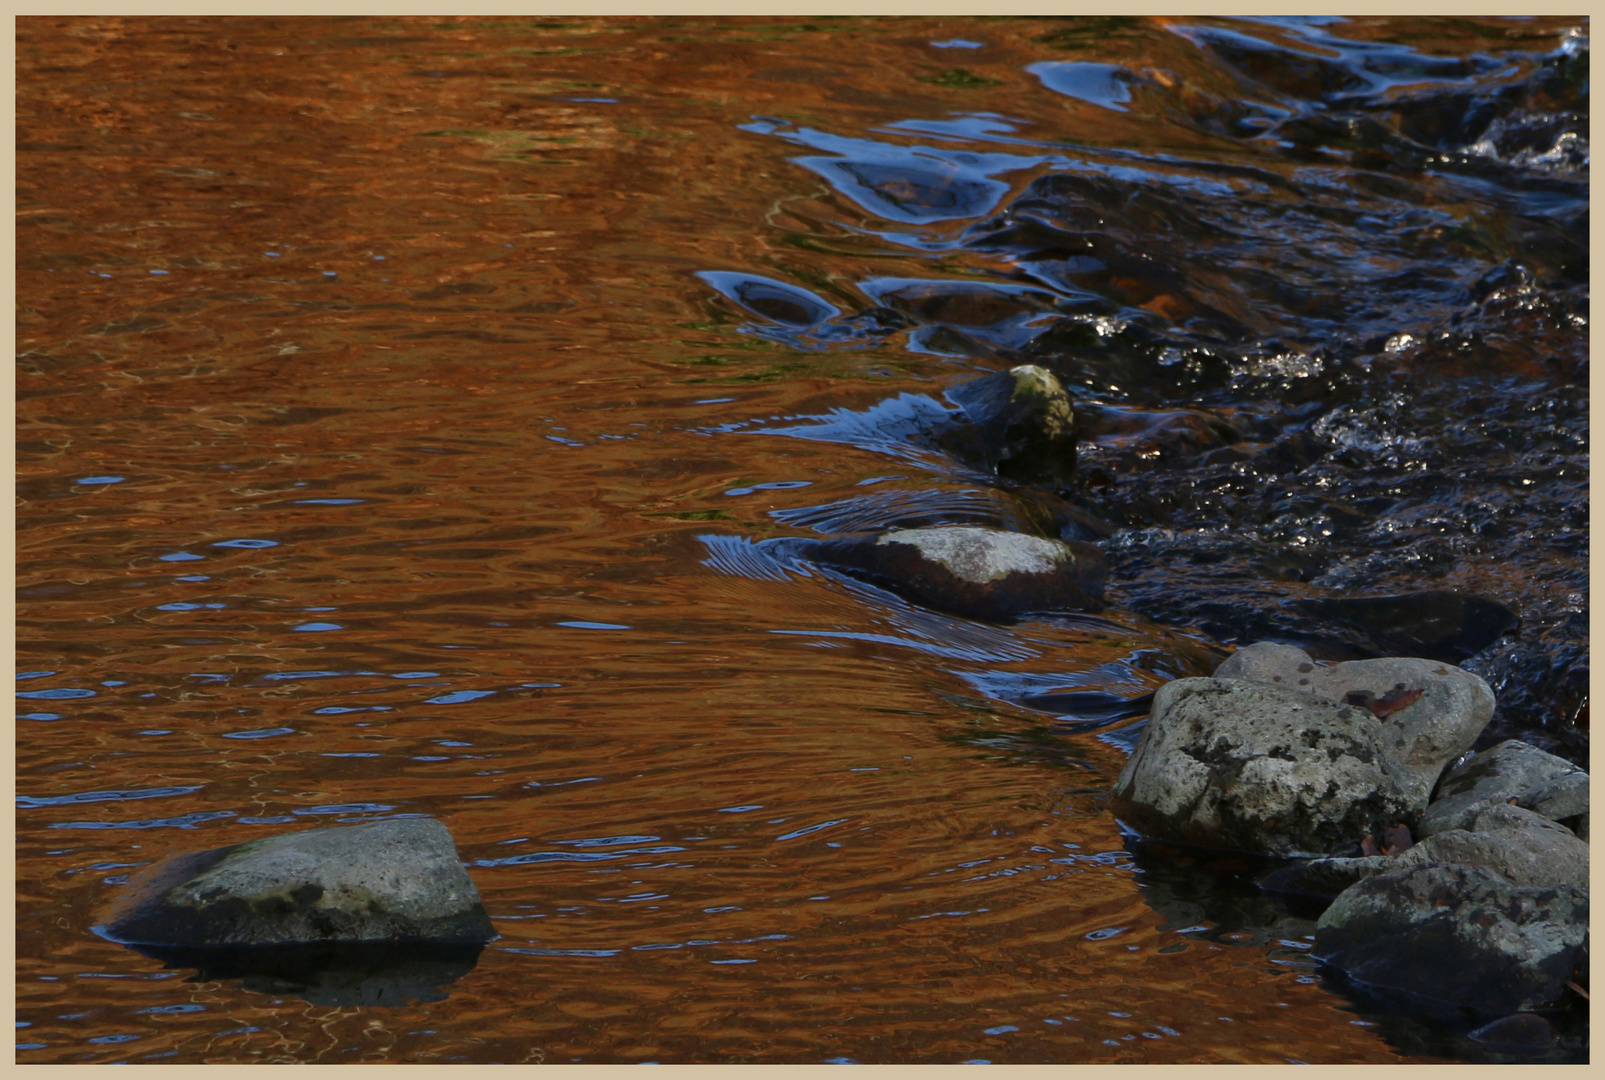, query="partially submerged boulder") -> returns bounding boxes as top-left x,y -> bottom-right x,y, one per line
944,364 -> 1078,488
1214,642 -> 1494,804
1110,678 -> 1420,857
816,525 -> 1106,620
1418,739 -> 1586,838
1314,862 -> 1588,1015
107,818 -> 495,948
